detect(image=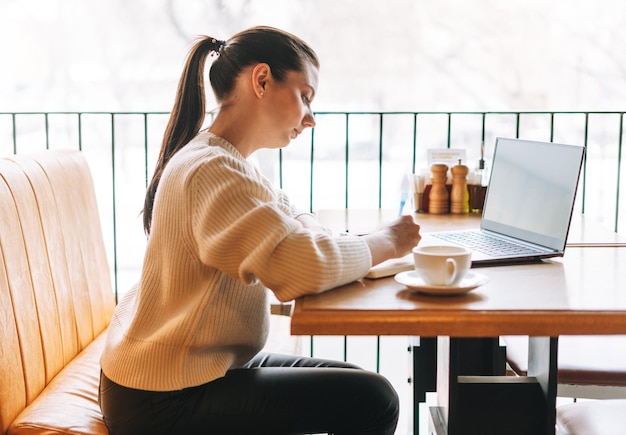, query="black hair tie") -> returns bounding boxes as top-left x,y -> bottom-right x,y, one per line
210,38 -> 226,54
